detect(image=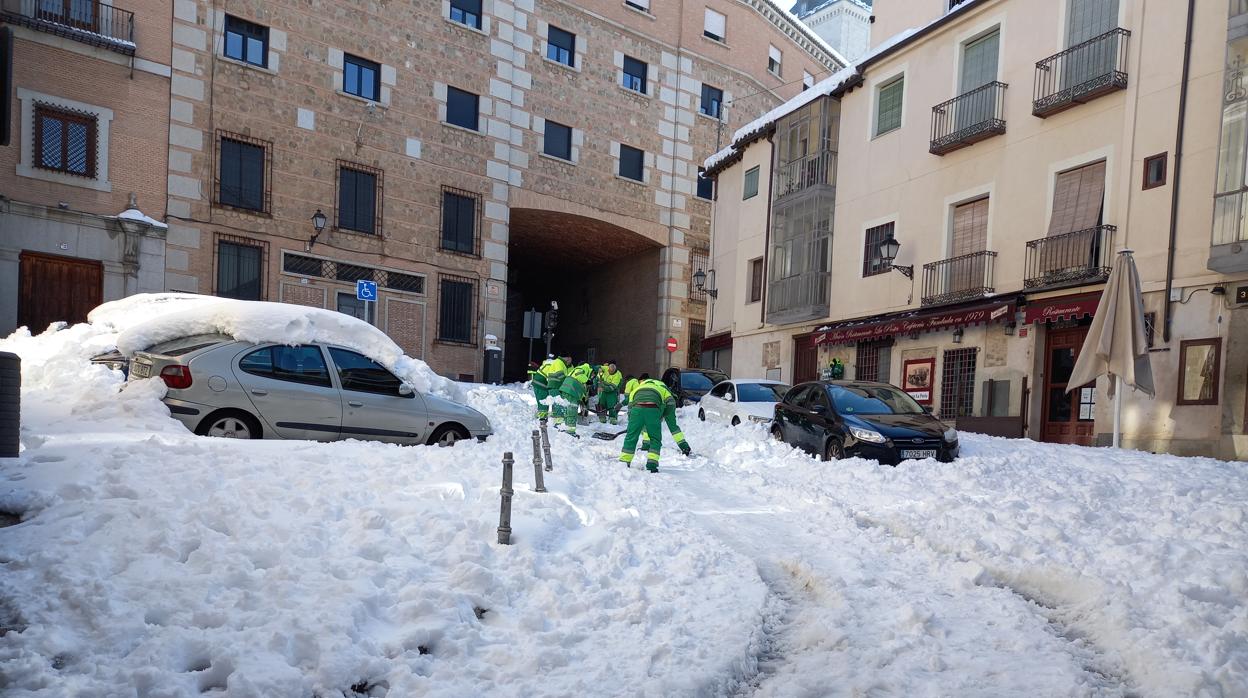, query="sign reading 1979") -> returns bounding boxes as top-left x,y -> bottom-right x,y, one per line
356,280 -> 377,302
